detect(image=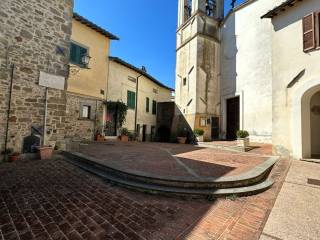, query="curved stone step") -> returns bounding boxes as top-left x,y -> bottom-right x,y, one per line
61,151 -> 278,189
65,155 -> 274,198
